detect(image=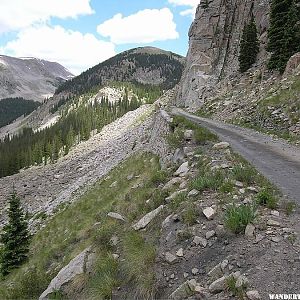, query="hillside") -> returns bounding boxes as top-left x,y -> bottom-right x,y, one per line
55,46 -> 185,97
0,97 -> 41,128
0,55 -> 74,102
0,47 -> 184,178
